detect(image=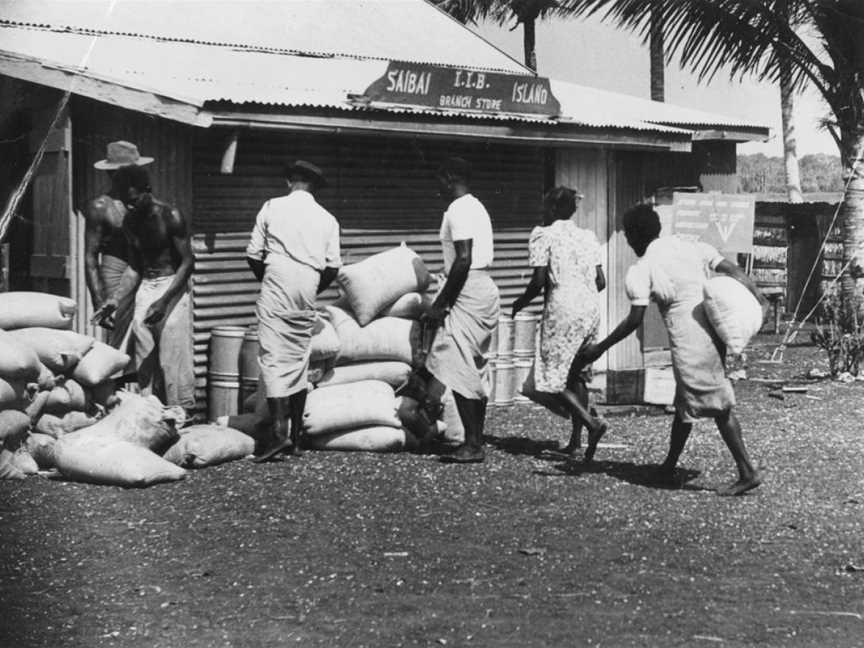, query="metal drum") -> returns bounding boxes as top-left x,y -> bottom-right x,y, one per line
207,325 -> 246,421
239,326 -> 260,406
513,357 -> 533,403
493,359 -> 515,406
496,316 -> 514,356
513,313 -> 538,357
